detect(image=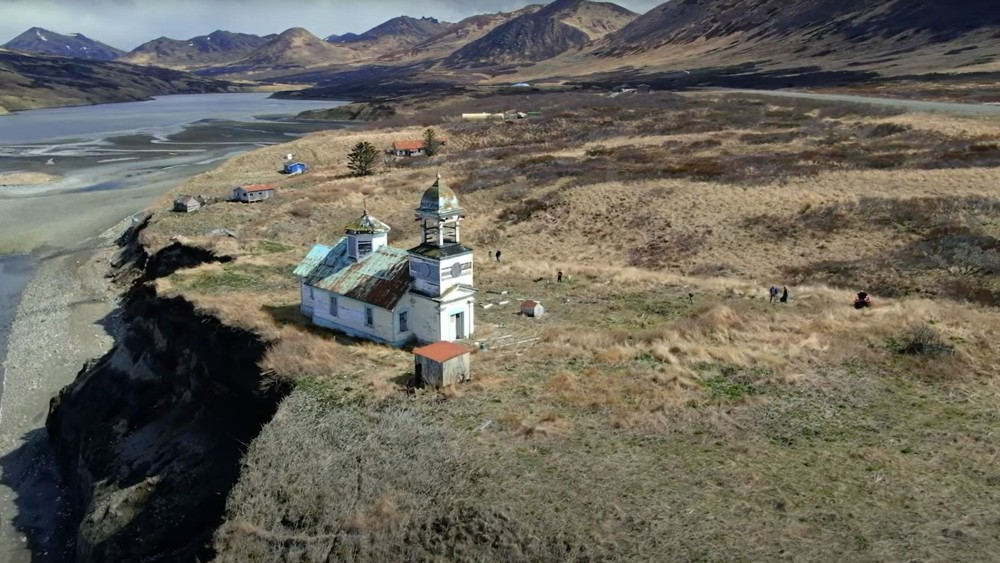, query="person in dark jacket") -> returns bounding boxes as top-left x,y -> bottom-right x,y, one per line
495,250 -> 502,262
780,287 -> 789,303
